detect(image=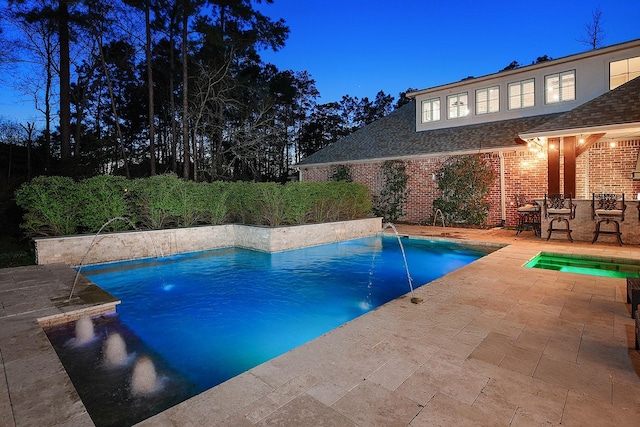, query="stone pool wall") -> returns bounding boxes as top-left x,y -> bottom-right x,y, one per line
33,218 -> 383,266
